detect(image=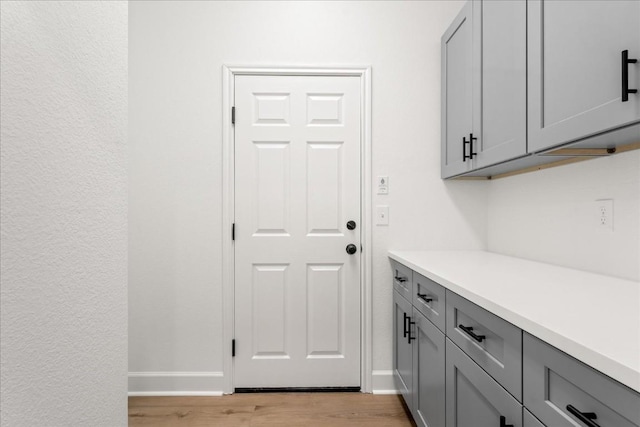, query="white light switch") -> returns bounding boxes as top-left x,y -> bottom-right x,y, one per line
377,176 -> 389,195
376,205 -> 389,225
